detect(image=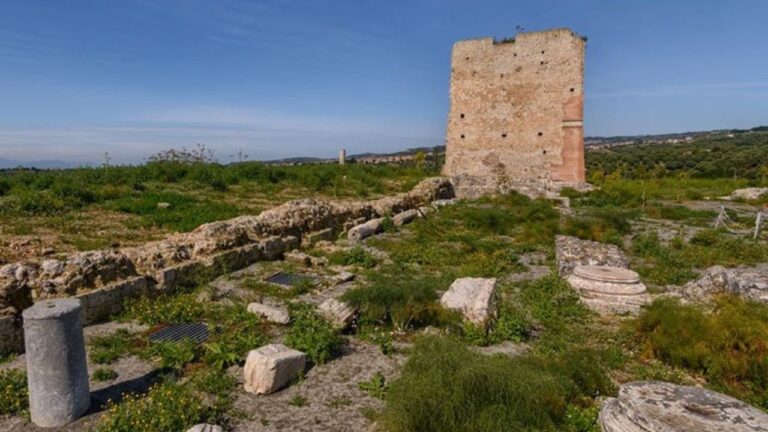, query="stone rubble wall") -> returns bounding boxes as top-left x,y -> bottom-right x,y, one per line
676,264 -> 768,304
0,177 -> 454,354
